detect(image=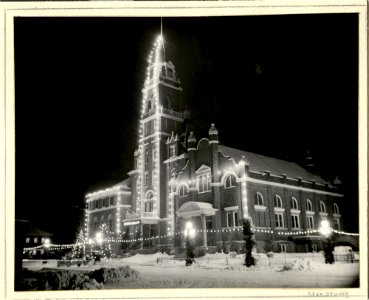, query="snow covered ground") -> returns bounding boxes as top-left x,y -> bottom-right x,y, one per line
22,252 -> 360,288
